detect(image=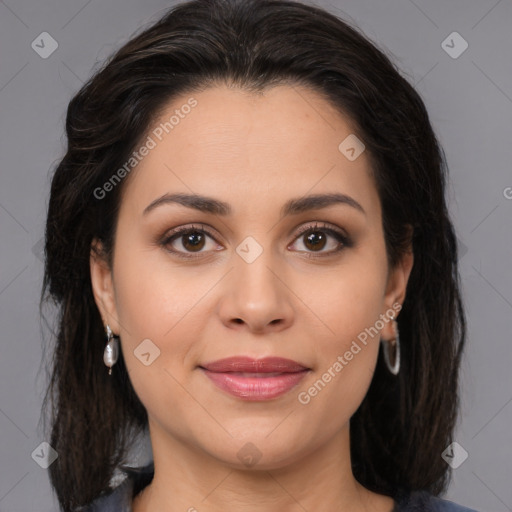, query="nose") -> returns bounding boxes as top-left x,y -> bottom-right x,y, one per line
216,250 -> 294,334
